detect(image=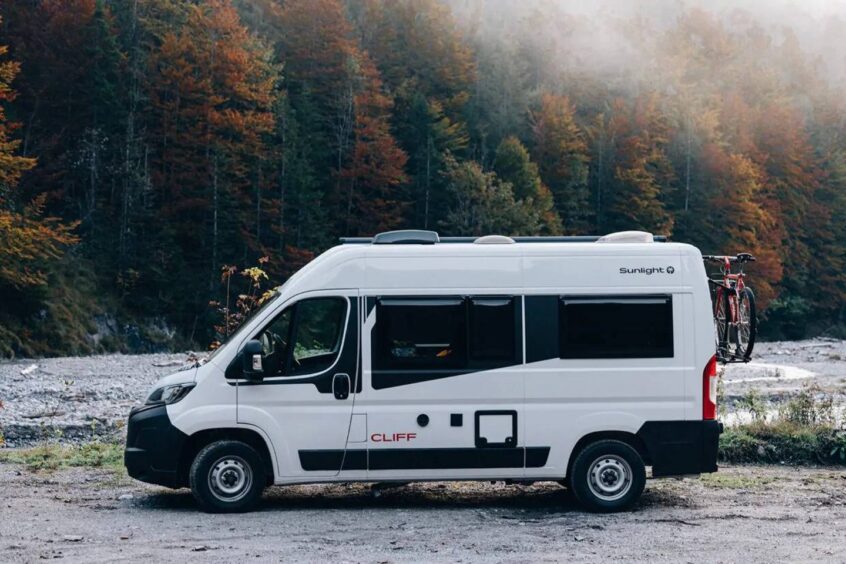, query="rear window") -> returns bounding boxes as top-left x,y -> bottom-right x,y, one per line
558,295 -> 674,359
